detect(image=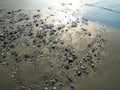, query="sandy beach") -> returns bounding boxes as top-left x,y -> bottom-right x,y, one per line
0,3 -> 120,90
